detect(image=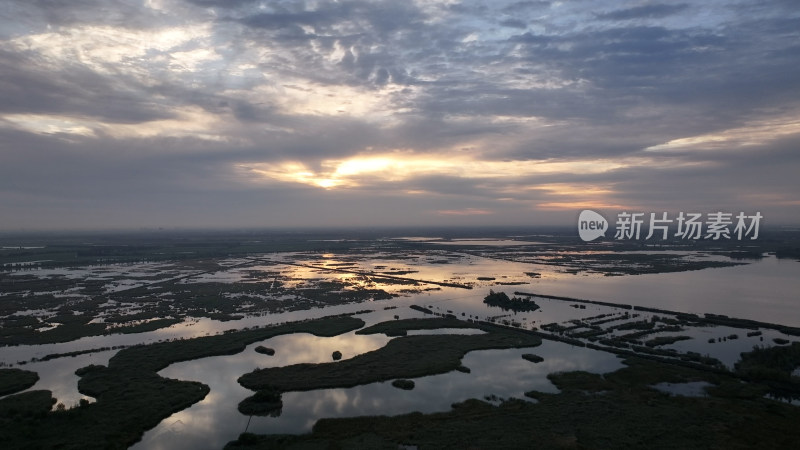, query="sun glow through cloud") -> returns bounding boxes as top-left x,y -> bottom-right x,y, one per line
240,155 -> 636,191
2,114 -> 97,136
